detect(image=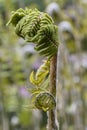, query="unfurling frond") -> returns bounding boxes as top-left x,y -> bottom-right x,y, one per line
7,8 -> 59,58
30,60 -> 50,86
34,92 -> 56,111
